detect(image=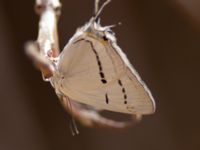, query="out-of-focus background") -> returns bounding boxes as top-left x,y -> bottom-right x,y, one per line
0,0 -> 200,150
